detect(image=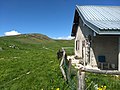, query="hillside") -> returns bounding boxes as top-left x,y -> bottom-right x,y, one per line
0,34 -> 75,90
0,34 -> 120,90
